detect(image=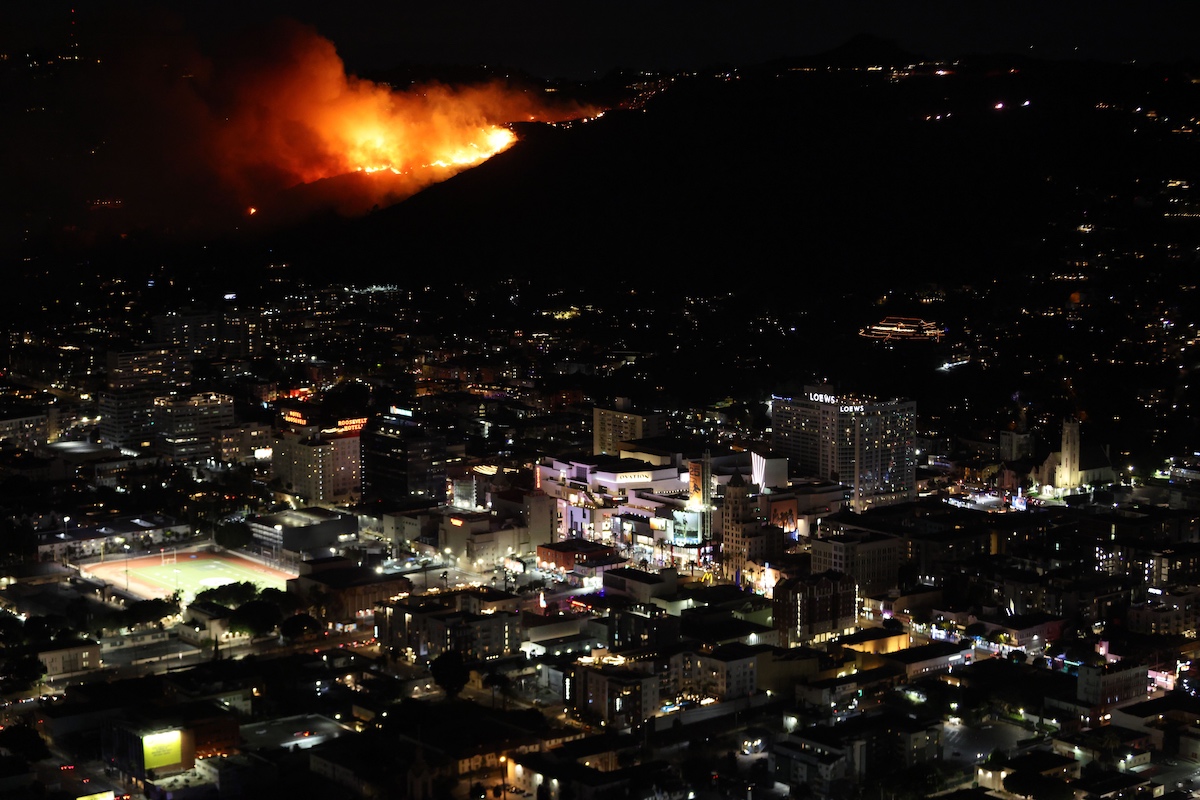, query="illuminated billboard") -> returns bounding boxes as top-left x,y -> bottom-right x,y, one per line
142,730 -> 182,771
766,496 -> 799,534
688,461 -> 705,506
77,793 -> 115,800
